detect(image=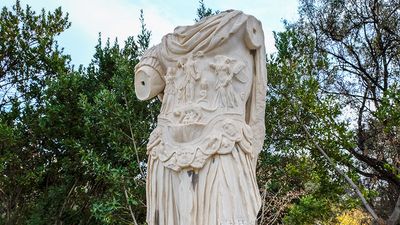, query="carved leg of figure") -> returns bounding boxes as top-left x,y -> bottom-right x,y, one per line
146,146 -> 261,225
